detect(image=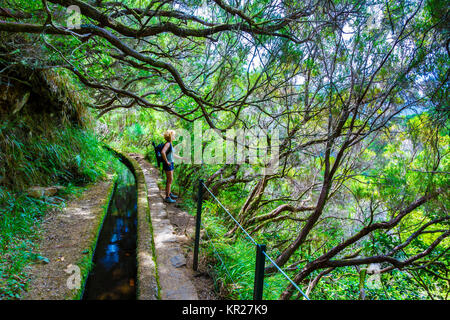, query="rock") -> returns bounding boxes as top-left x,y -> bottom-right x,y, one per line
43,187 -> 59,196
27,186 -> 61,198
27,186 -> 44,198
170,254 -> 187,268
54,185 -> 65,192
